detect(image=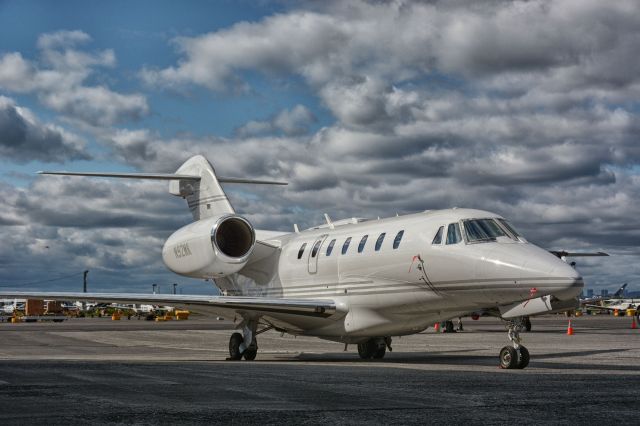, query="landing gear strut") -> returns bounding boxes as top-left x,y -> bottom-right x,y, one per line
499,319 -> 530,369
357,337 -> 392,360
